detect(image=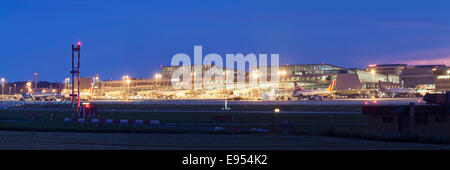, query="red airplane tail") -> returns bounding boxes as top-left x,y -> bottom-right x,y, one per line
89,83 -> 94,95
327,80 -> 337,92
